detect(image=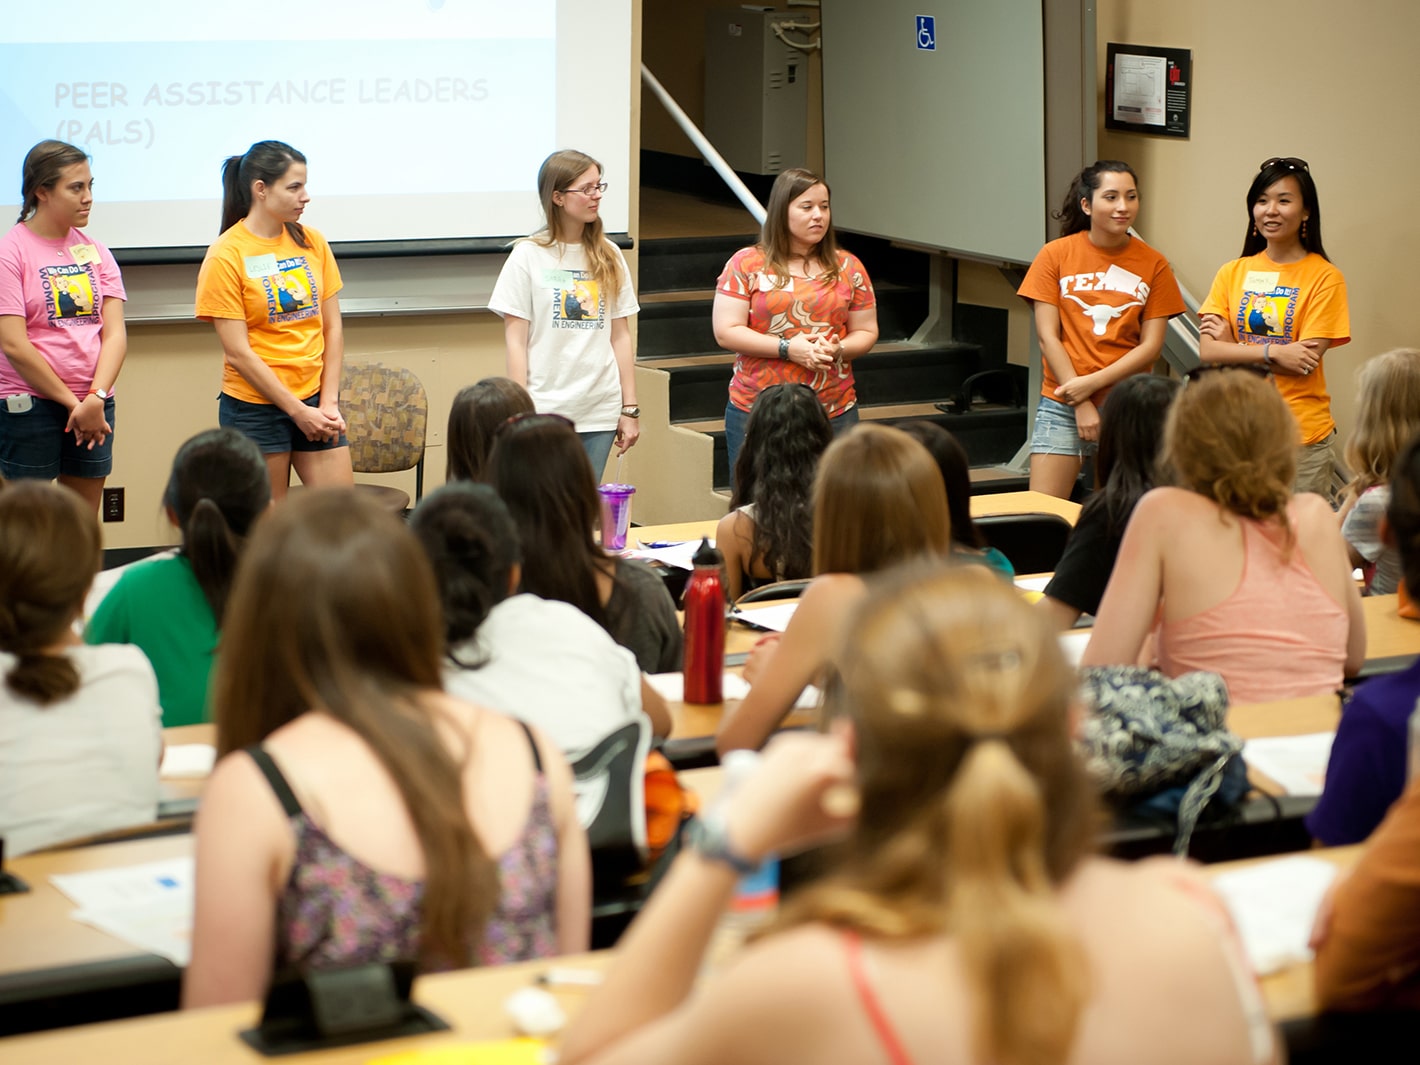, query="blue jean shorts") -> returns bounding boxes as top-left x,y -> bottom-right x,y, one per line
1029,396 -> 1098,458
219,392 -> 349,455
0,394 -> 115,480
